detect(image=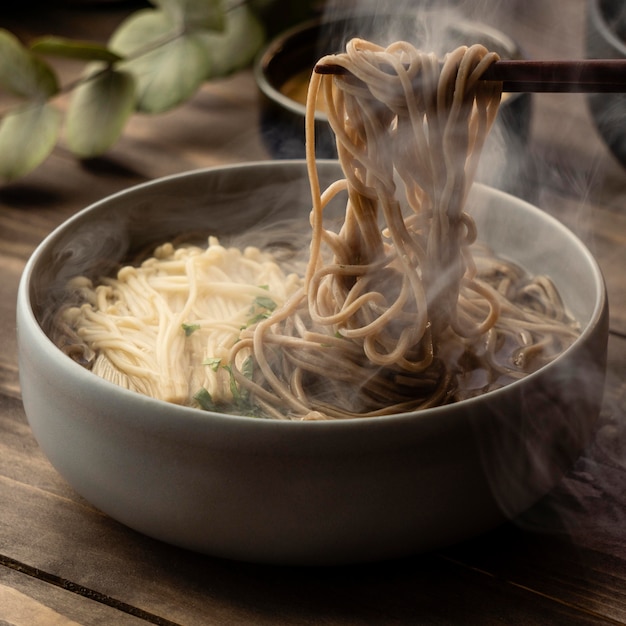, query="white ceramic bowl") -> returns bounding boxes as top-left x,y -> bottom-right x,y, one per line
17,160 -> 608,565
